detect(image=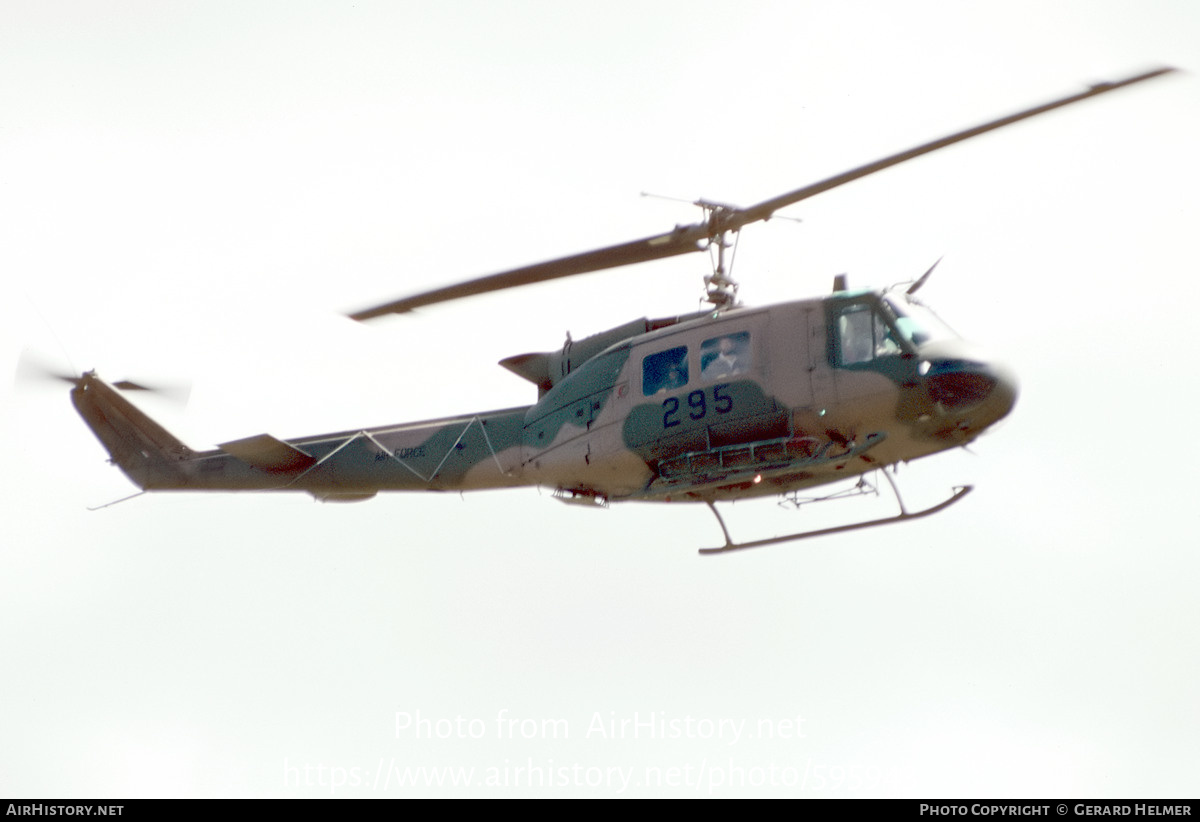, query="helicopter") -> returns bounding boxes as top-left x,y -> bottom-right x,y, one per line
64,67 -> 1173,553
